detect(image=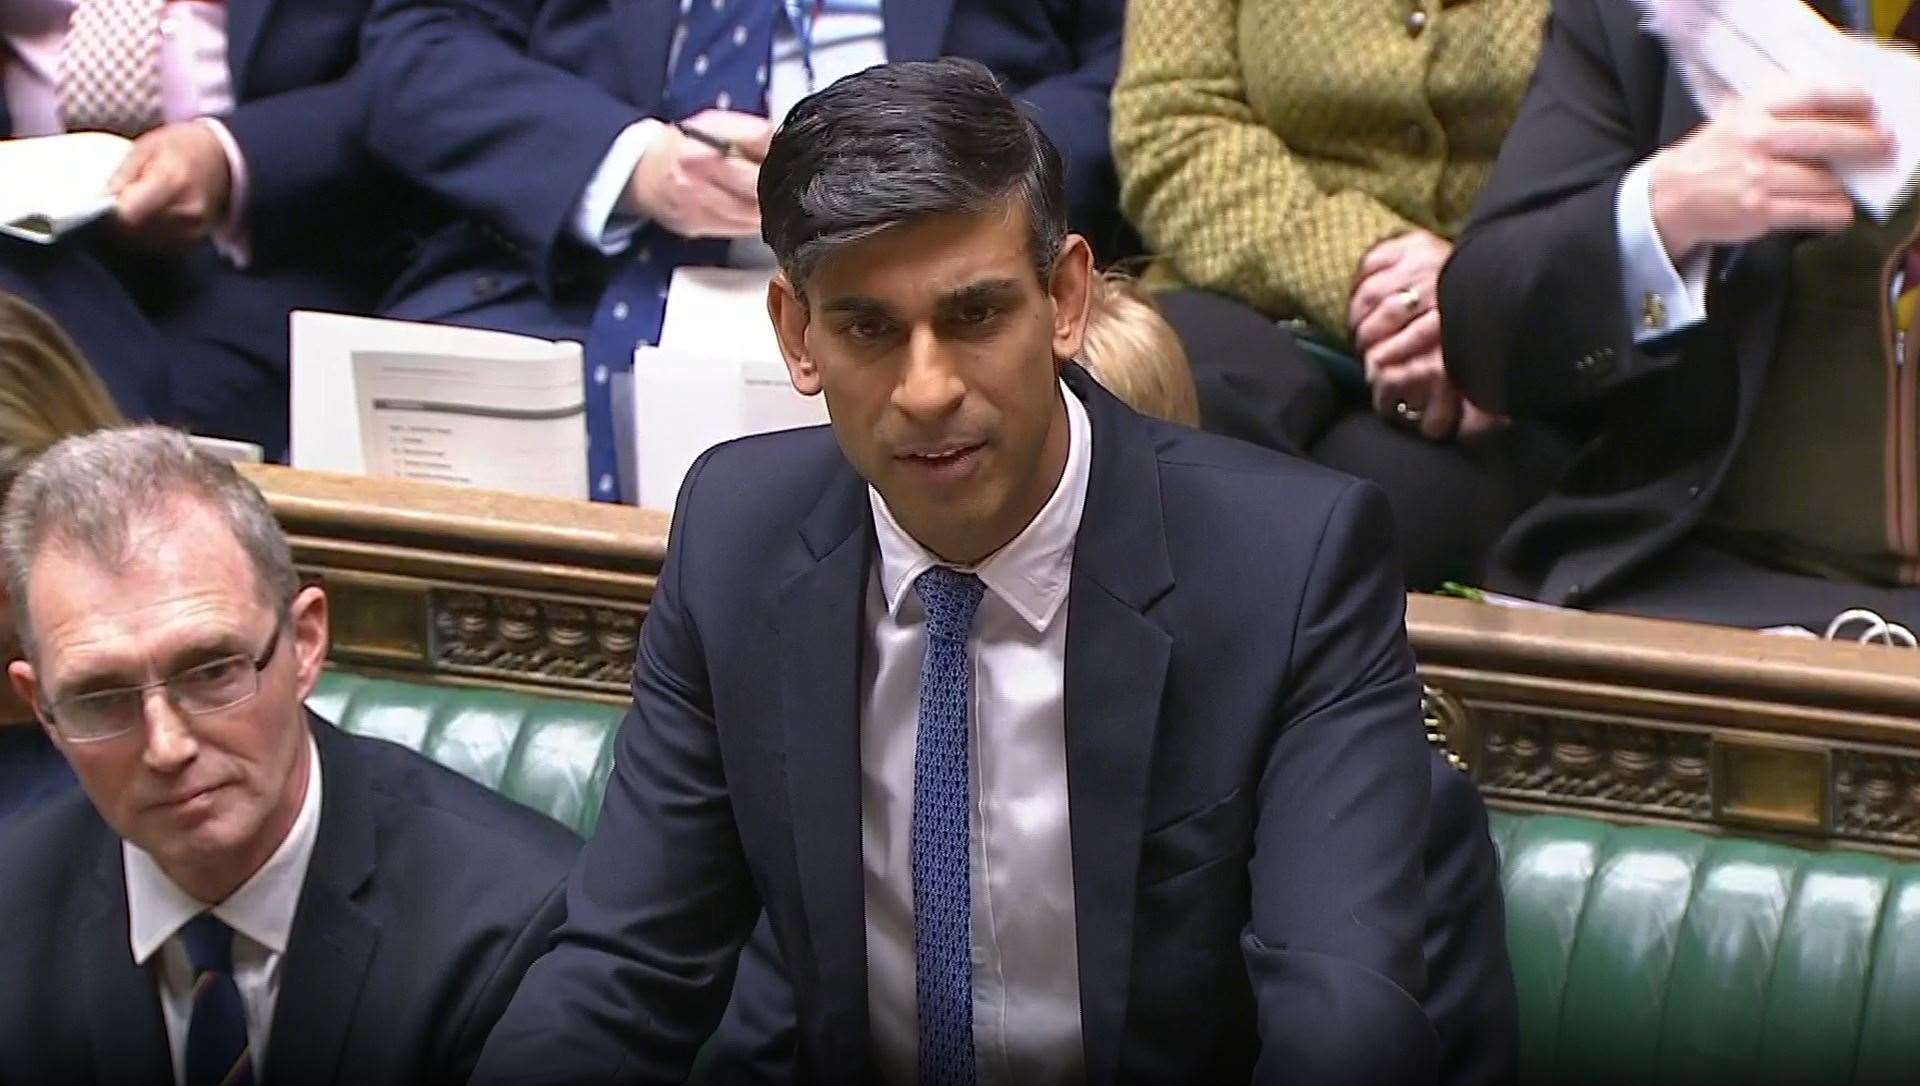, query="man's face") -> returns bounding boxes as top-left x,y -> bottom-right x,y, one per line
769,201 -> 1092,563
9,500 -> 328,891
